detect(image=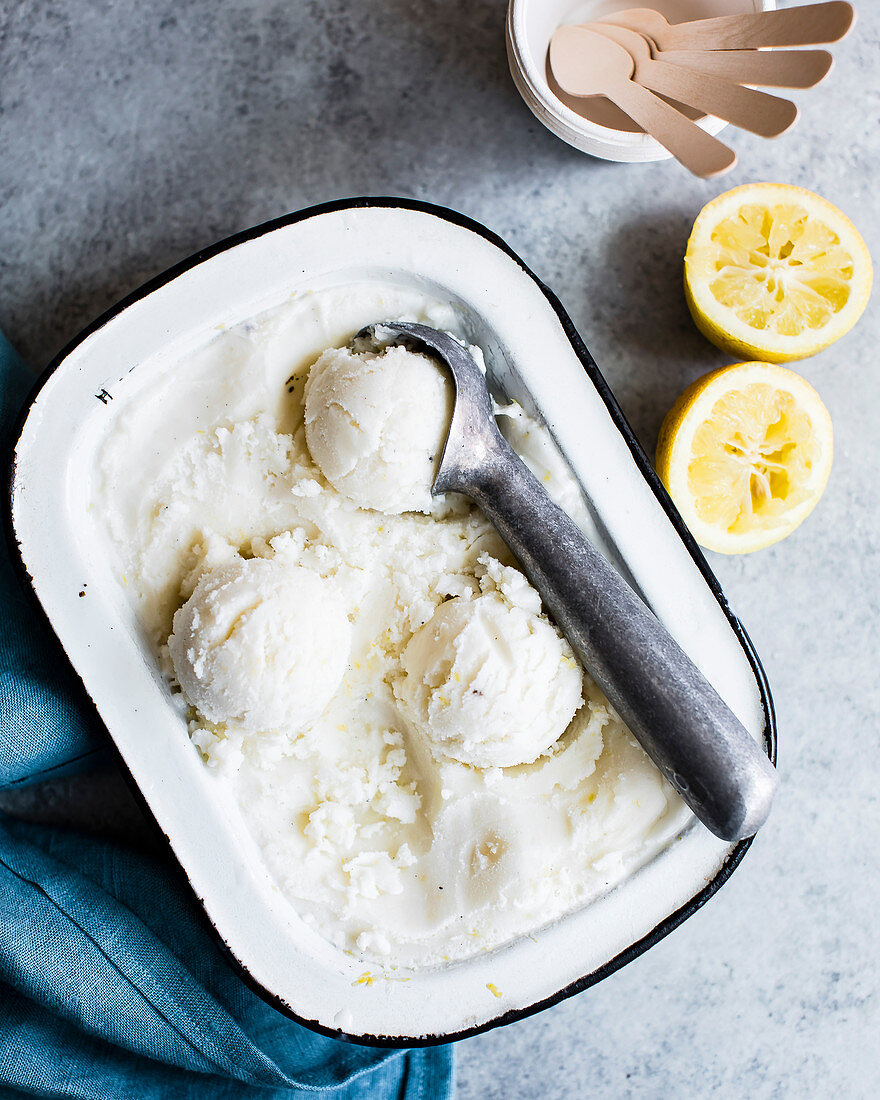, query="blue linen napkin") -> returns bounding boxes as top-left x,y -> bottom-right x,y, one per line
0,330 -> 454,1098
